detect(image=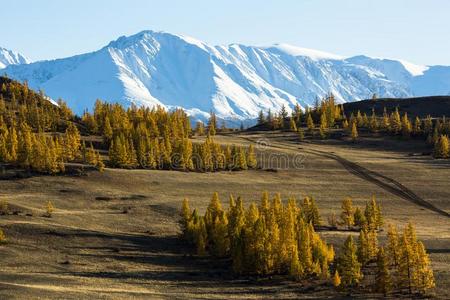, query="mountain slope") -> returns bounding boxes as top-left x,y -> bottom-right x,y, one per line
3,30 -> 449,122
0,47 -> 30,69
